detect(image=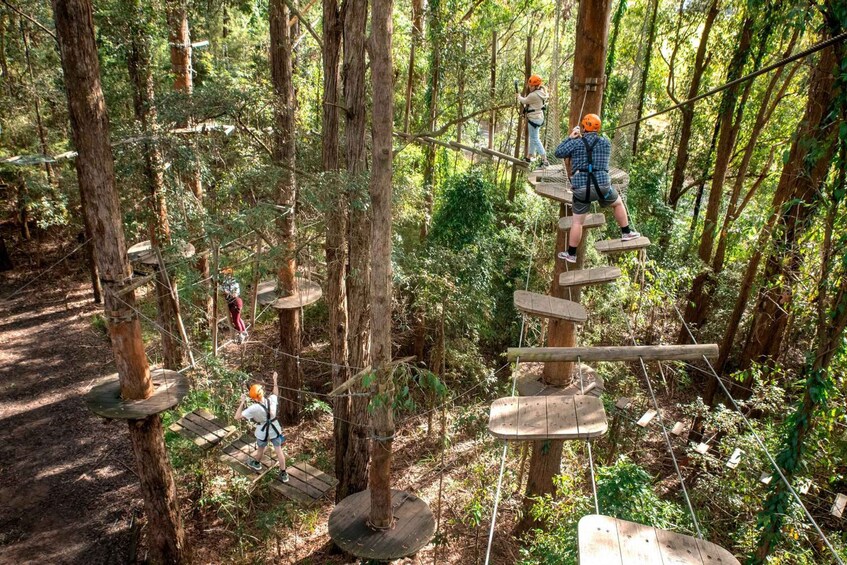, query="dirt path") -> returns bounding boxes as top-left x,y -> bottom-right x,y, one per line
0,256 -> 141,564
